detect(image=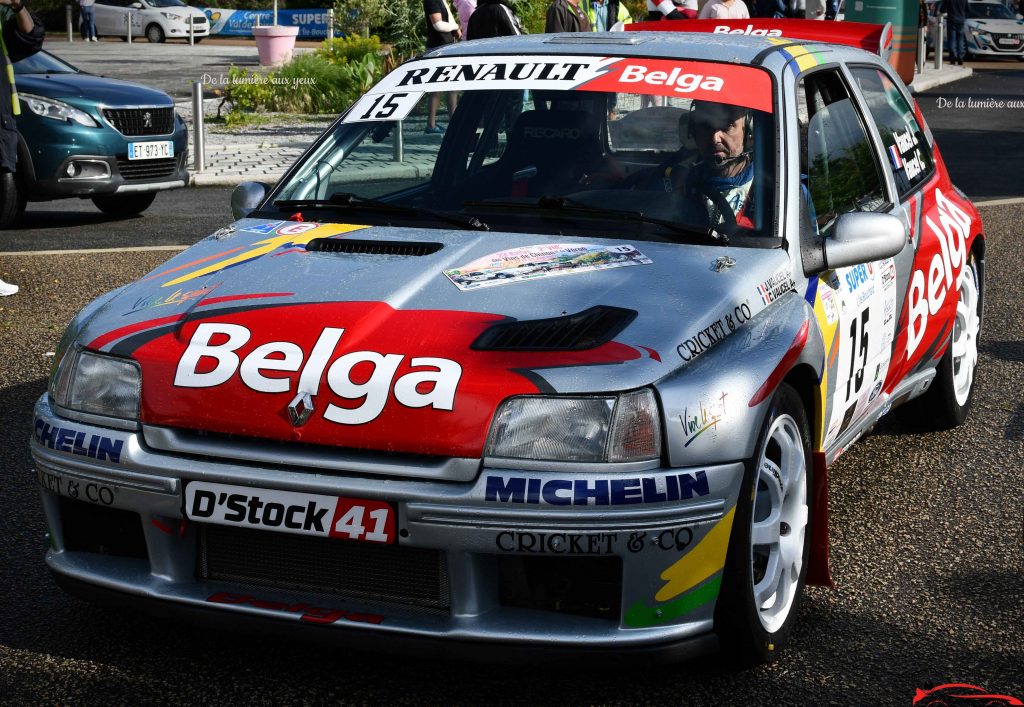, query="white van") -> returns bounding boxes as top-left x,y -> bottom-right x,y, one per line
93,0 -> 210,43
